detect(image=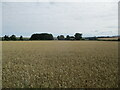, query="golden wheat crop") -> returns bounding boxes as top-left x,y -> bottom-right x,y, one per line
2,41 -> 118,88
98,37 -> 118,40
